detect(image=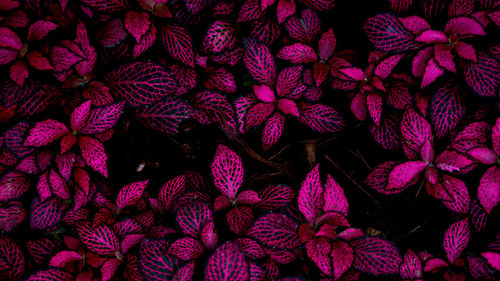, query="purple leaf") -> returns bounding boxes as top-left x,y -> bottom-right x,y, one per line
210,145 -> 244,200
76,221 -> 120,256
443,219 -> 470,264
323,174 -> 349,216
205,242 -> 249,281
117,180 -> 149,211
202,20 -> 237,53
25,268 -> 72,281
81,0 -> 127,12
226,206 -> 254,235
351,236 -> 402,275
256,184 -> 295,211
298,164 -> 324,223
284,9 -> 320,44
105,62 -> 178,106
400,249 -> 423,280
364,13 -> 421,53
159,175 -> 186,211
262,113 -> 285,150
331,240 -> 354,280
